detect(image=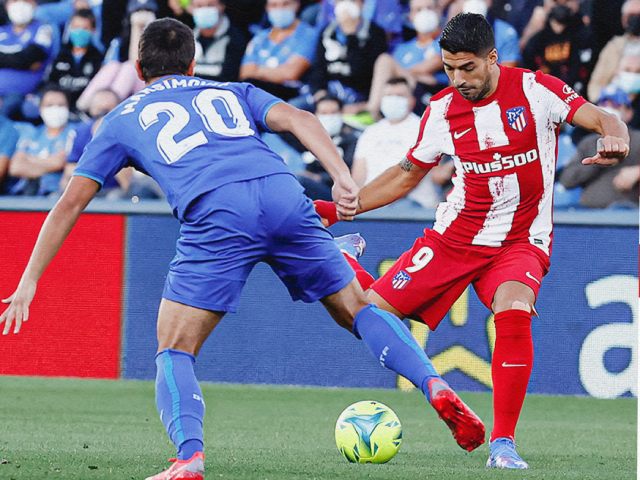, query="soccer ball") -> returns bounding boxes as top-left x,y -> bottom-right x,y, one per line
335,400 -> 402,464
